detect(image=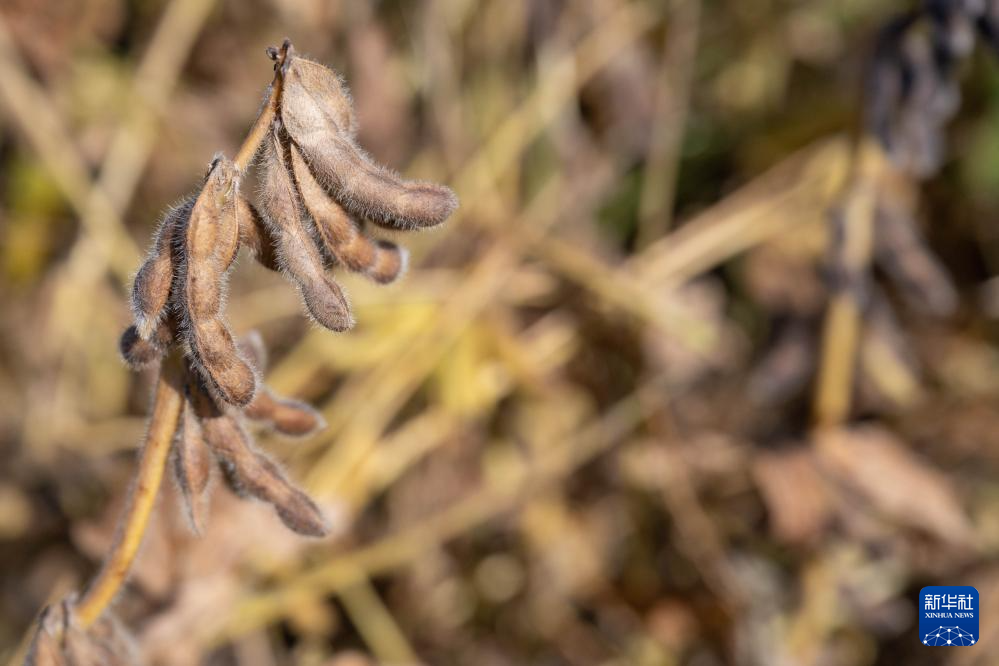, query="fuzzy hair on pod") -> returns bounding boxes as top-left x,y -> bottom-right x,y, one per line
130,198 -> 193,340
278,50 -> 458,230
181,156 -> 257,407
289,143 -> 408,284
258,126 -> 354,332
277,45 -> 357,137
